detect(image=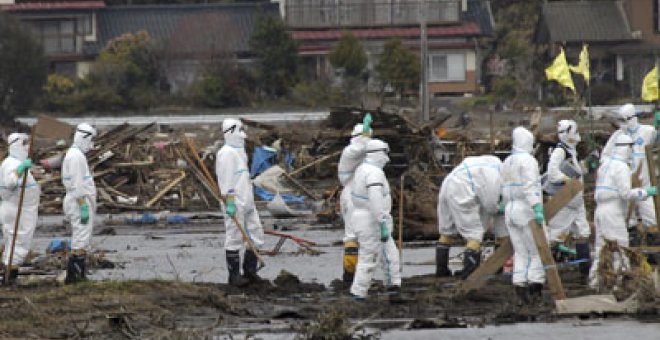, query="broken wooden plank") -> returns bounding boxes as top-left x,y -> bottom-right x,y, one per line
529,219 -> 566,300
145,171 -> 186,208
645,145 -> 660,227
281,172 -> 319,200
287,150 -> 342,178
460,179 -> 582,294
